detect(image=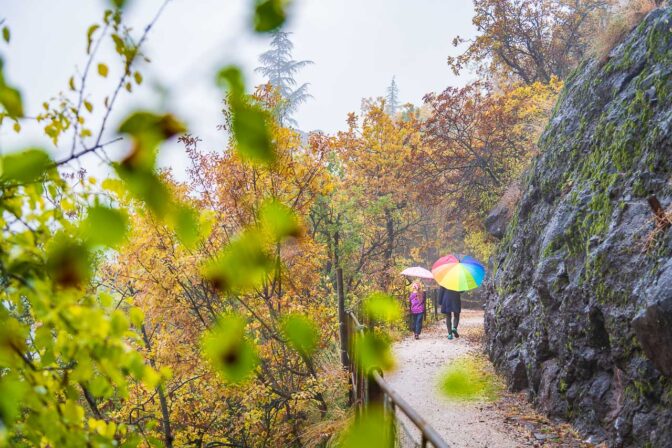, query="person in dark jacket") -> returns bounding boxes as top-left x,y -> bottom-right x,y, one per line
438,286 -> 461,340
